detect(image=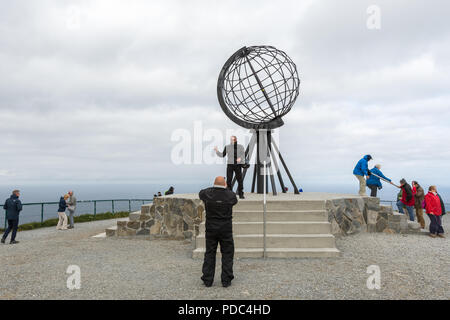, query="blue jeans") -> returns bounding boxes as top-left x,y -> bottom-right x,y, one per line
397,201 -> 415,221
